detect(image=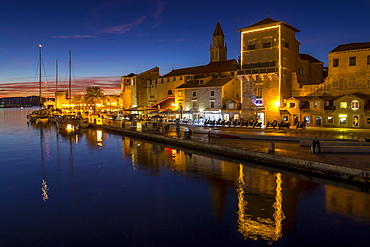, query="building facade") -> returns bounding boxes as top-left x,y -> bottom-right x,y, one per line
118,18 -> 370,128
236,18 -> 324,125
288,42 -> 370,128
